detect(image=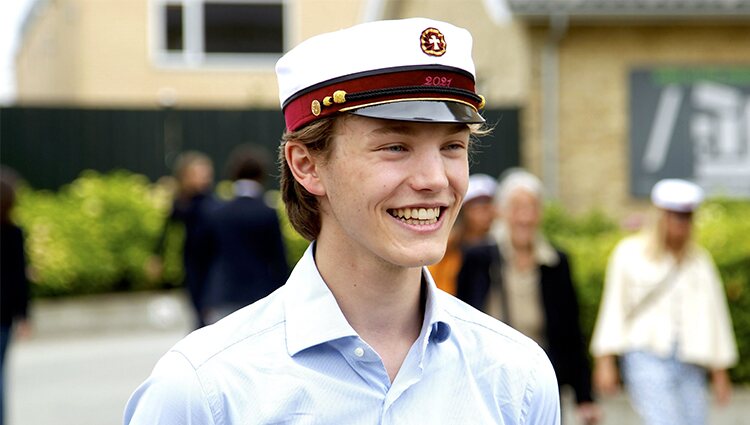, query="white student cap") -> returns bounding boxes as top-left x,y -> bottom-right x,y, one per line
275,18 -> 485,132
650,179 -> 704,213
464,174 -> 497,204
